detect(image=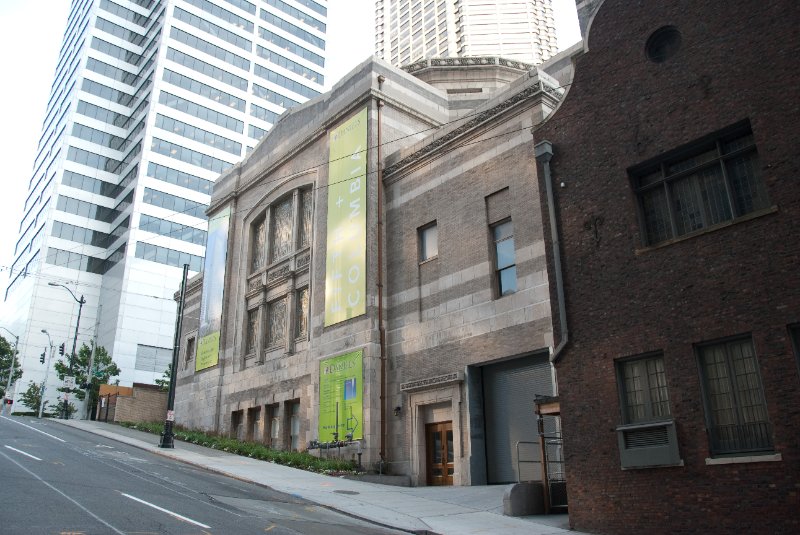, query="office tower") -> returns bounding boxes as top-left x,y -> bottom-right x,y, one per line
374,0 -> 558,67
4,0 -> 326,413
